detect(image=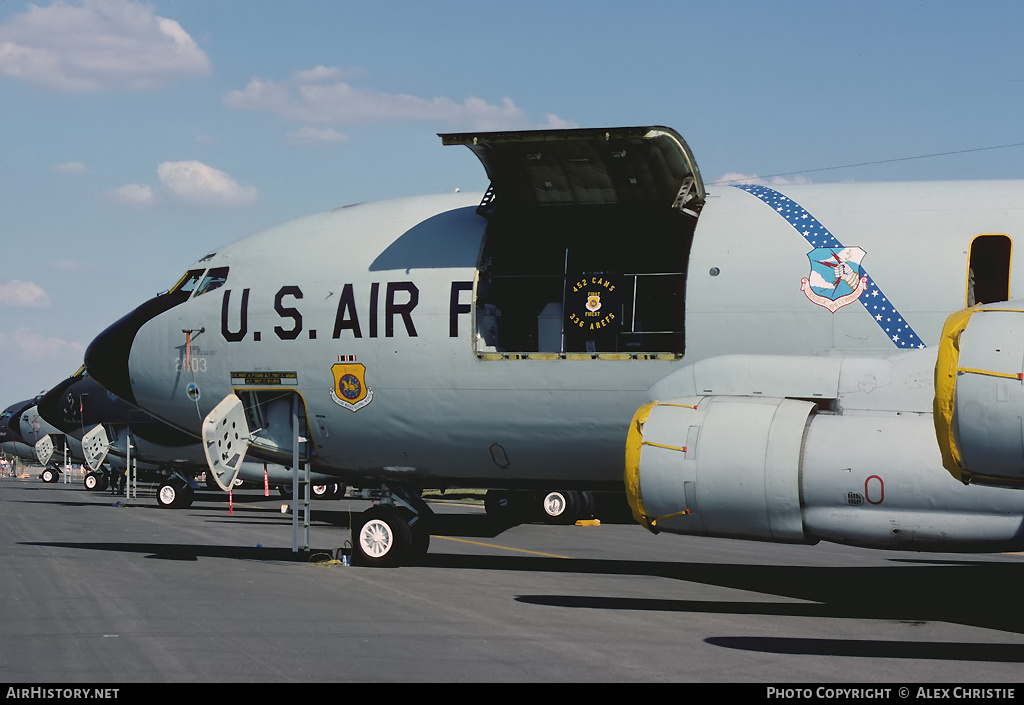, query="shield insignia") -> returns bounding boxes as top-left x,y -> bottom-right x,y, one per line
800,246 -> 868,313
330,363 -> 373,411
